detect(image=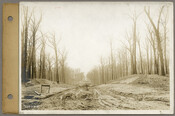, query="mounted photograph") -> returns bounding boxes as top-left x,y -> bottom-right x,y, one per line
19,2 -> 174,114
